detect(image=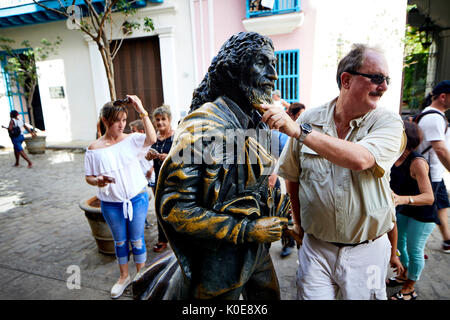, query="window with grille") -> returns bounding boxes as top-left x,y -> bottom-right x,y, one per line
275,50 -> 299,104
0,54 -> 30,124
